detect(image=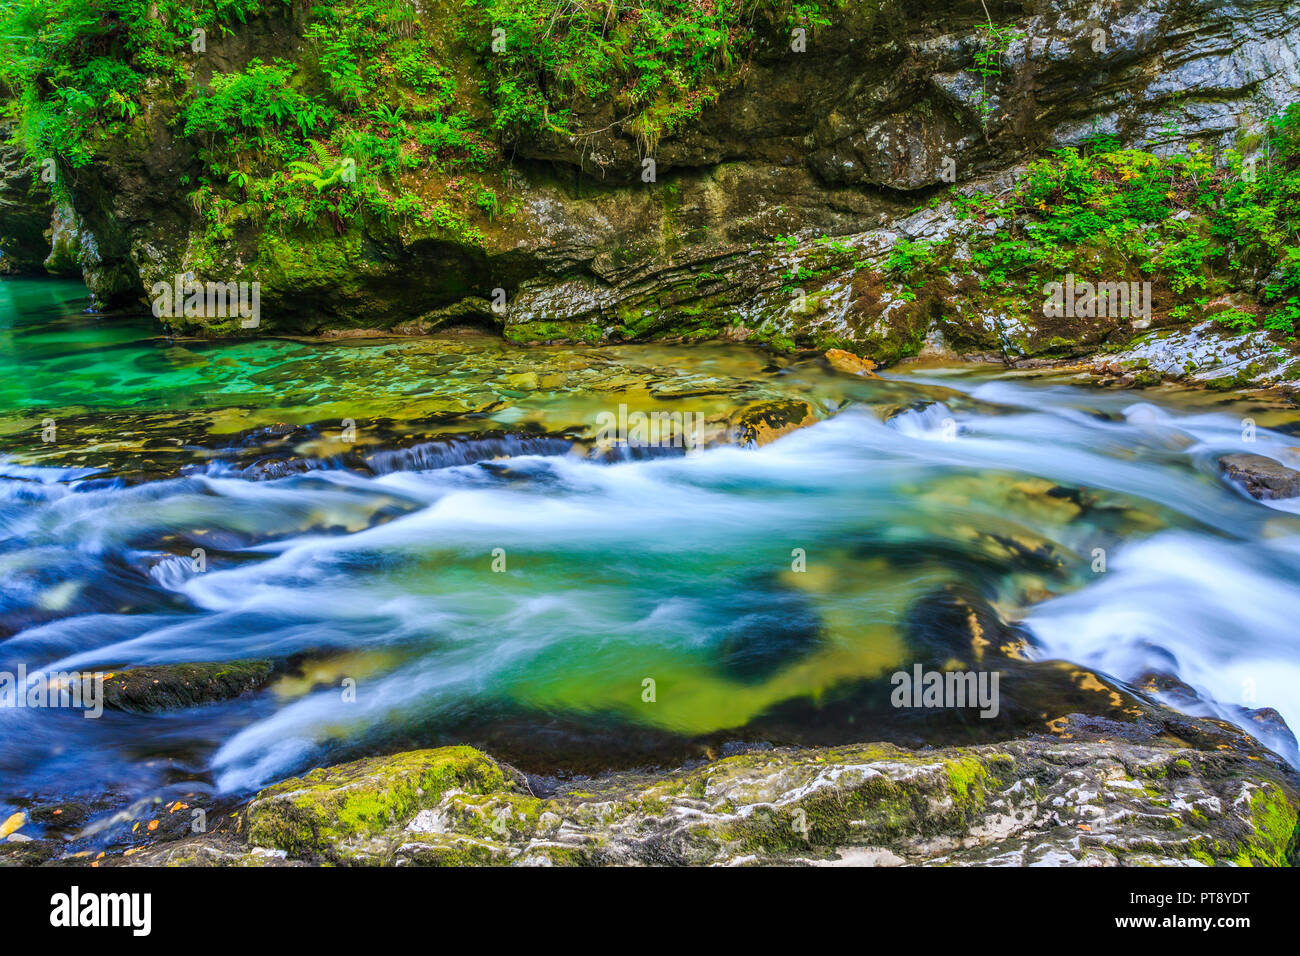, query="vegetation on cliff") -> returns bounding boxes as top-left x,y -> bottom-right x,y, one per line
1,0 -> 1298,367
0,0 -> 842,245
917,115 -> 1300,338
